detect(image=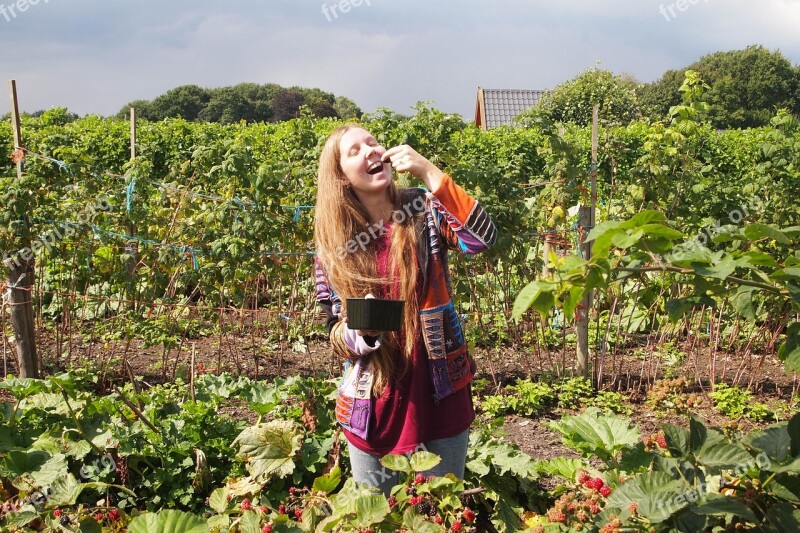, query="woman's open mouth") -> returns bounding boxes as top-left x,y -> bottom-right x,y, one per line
367,161 -> 385,175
